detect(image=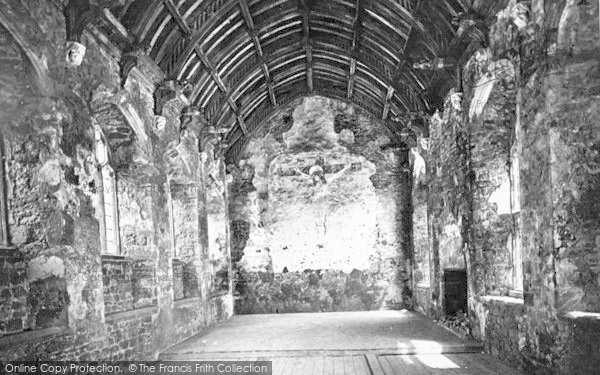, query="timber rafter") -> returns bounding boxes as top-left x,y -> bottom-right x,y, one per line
77,0 -> 483,160
161,0 -> 248,135
347,0 -> 363,100
298,0 -> 313,93
238,0 -> 278,107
